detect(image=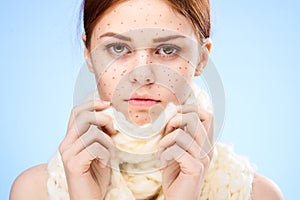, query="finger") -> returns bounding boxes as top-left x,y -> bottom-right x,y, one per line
67,100 -> 111,131
61,111 -> 117,151
75,111 -> 117,136
179,104 -> 214,141
64,145 -> 110,174
160,144 -> 203,175
159,129 -> 201,159
80,125 -> 116,158
164,112 -> 212,158
165,113 -> 204,144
